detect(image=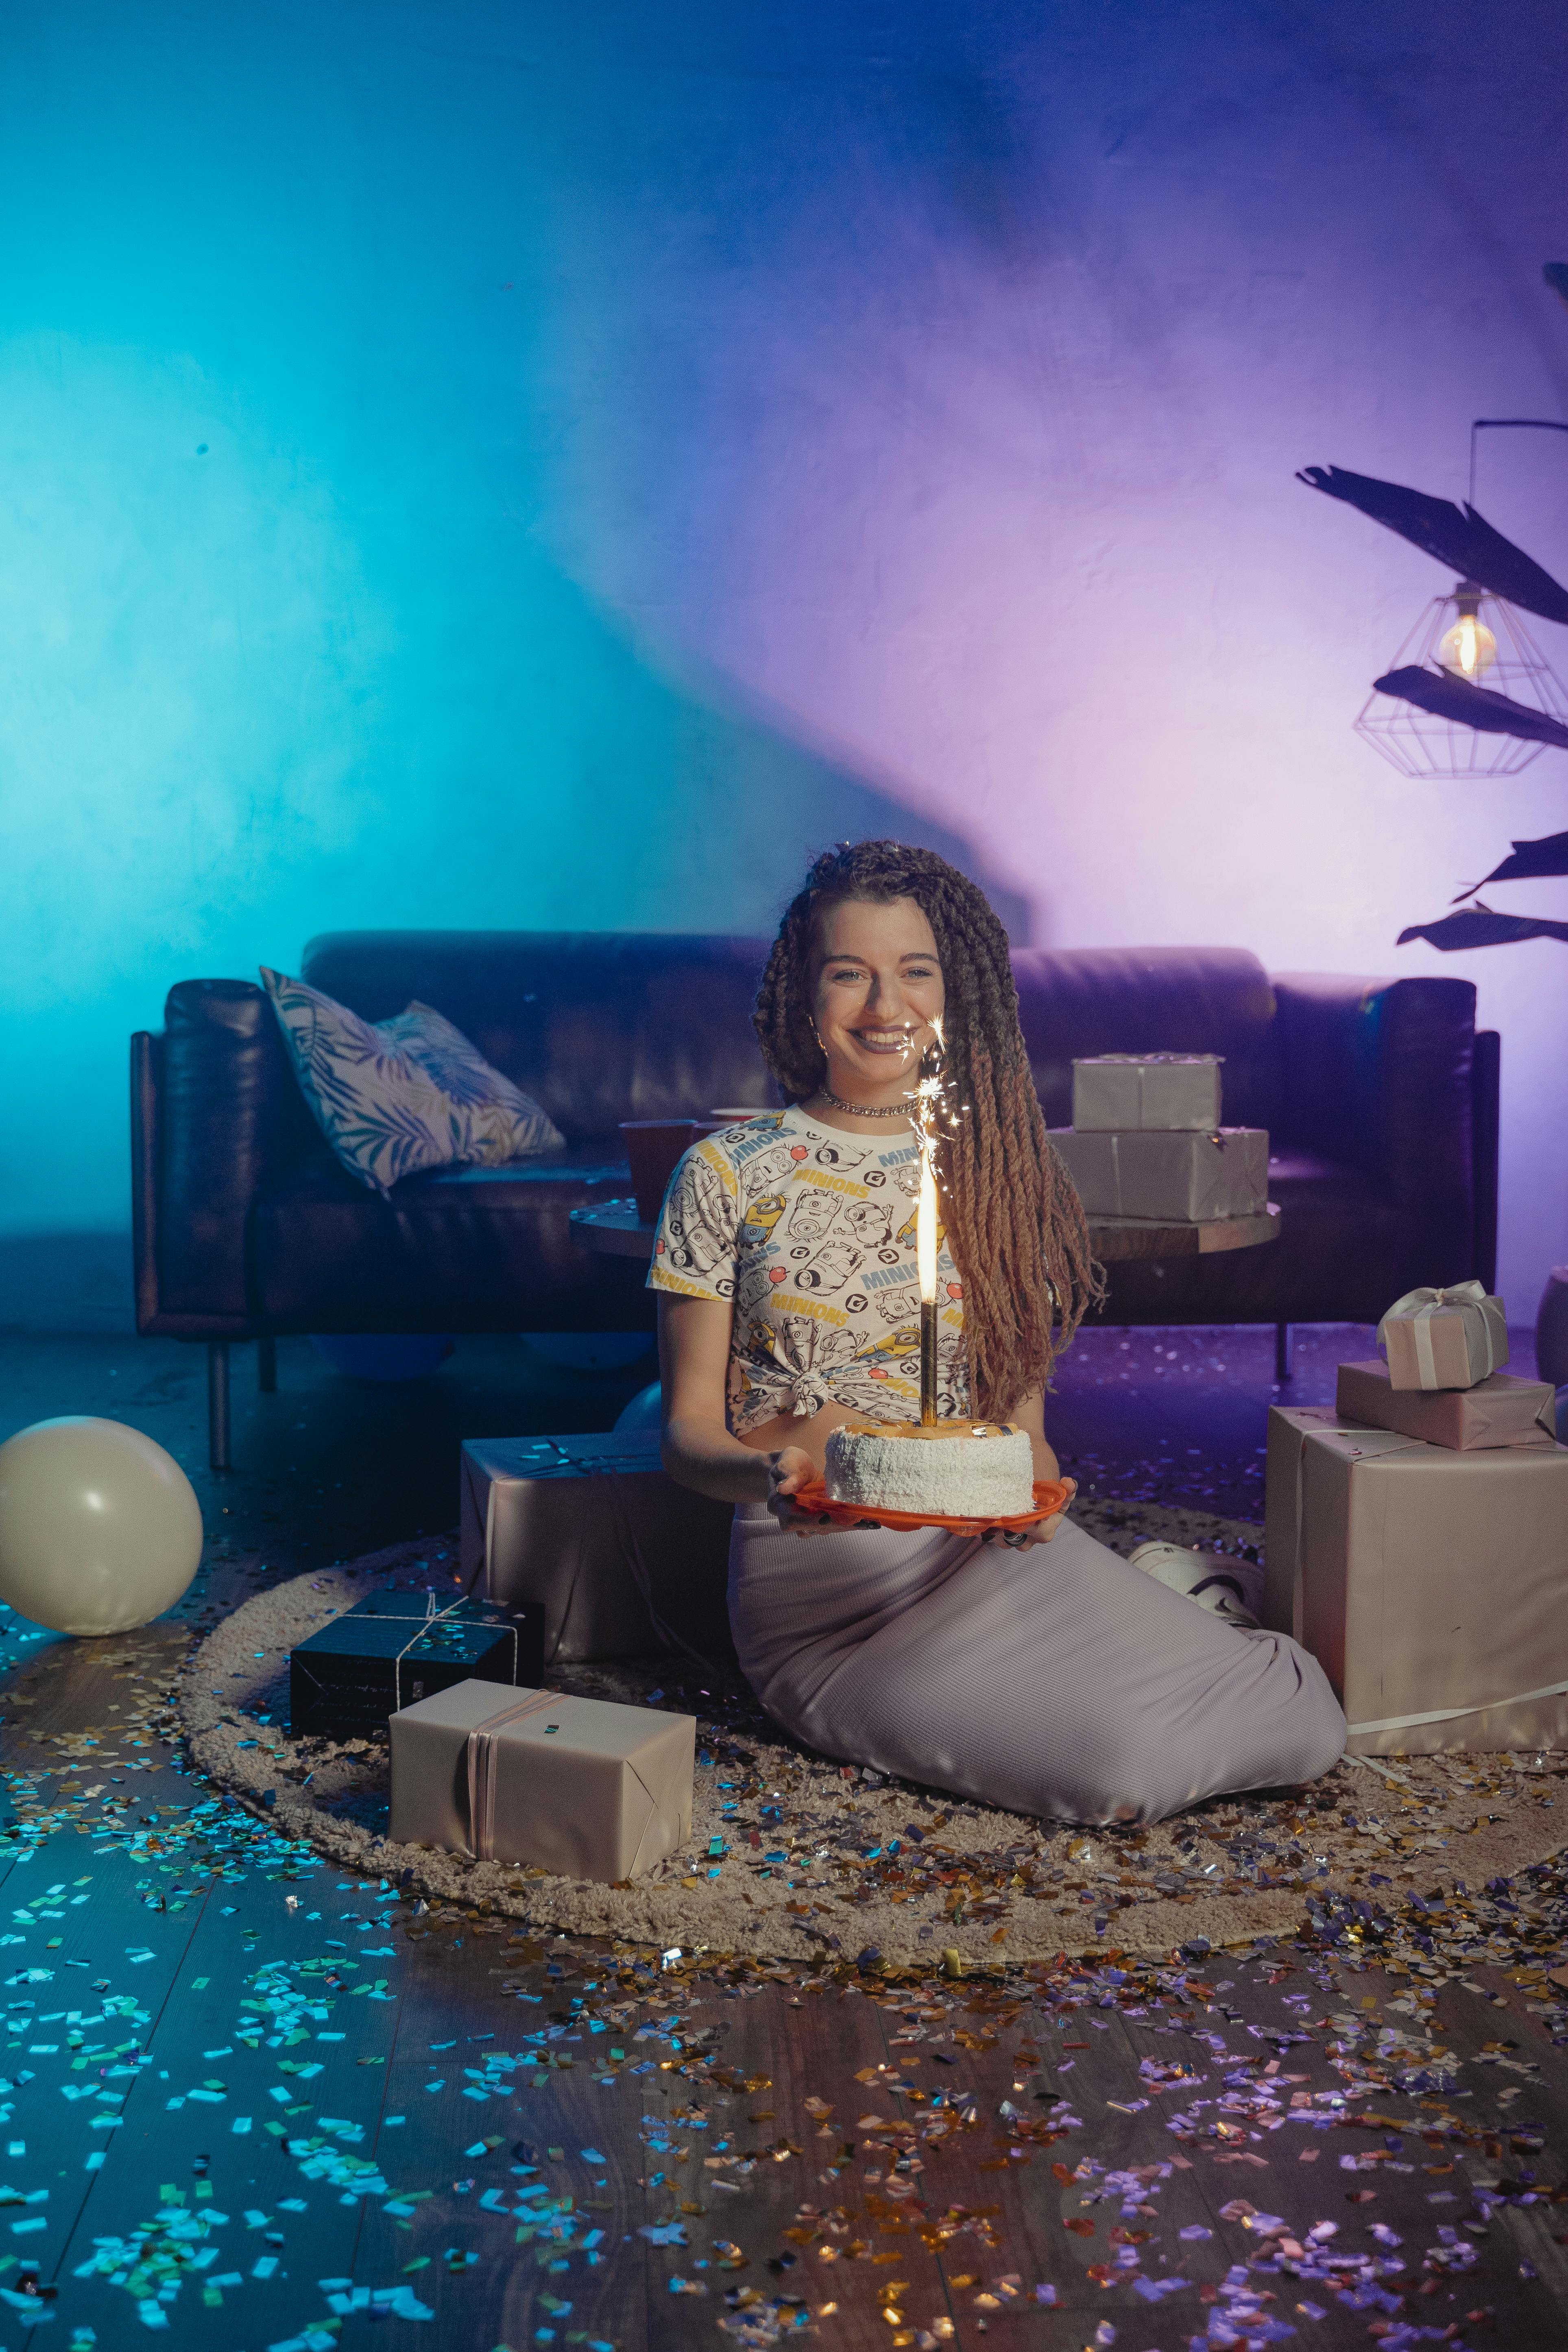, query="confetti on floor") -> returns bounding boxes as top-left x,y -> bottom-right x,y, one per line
0,1320 -> 1564,2346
